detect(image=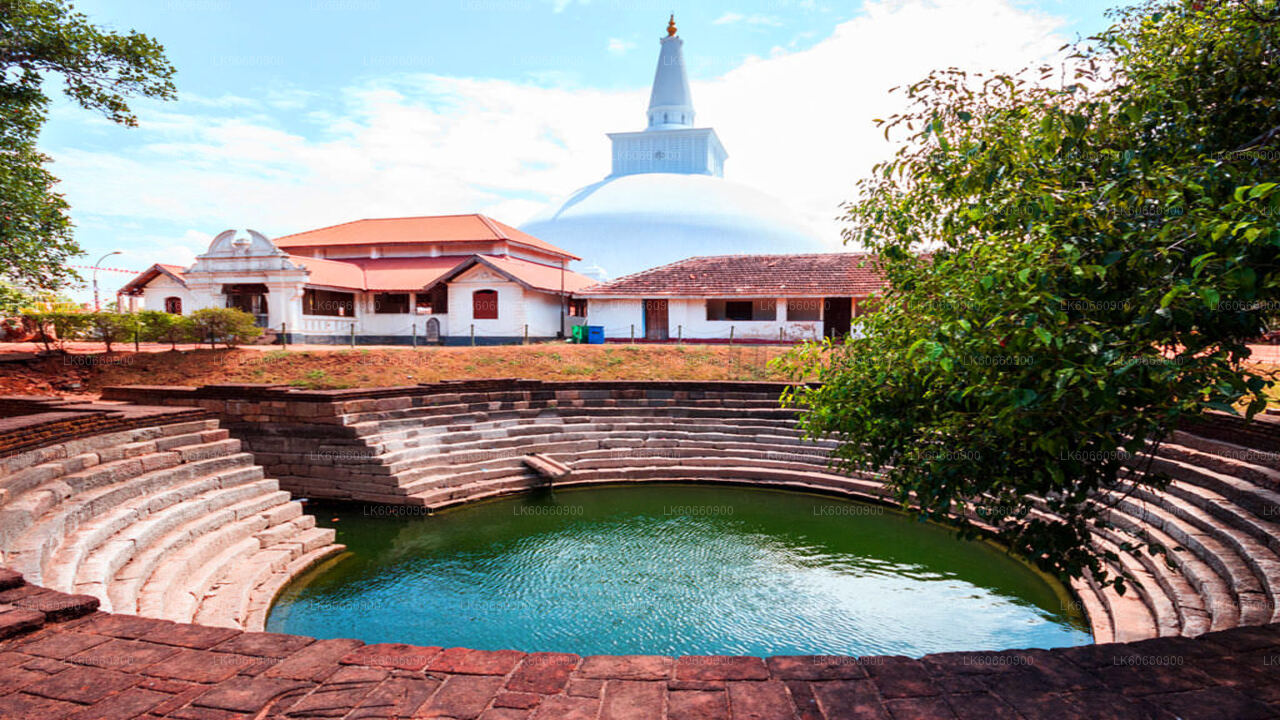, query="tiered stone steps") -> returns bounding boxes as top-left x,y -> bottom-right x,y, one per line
0,414 -> 342,631
320,388 -> 1280,645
